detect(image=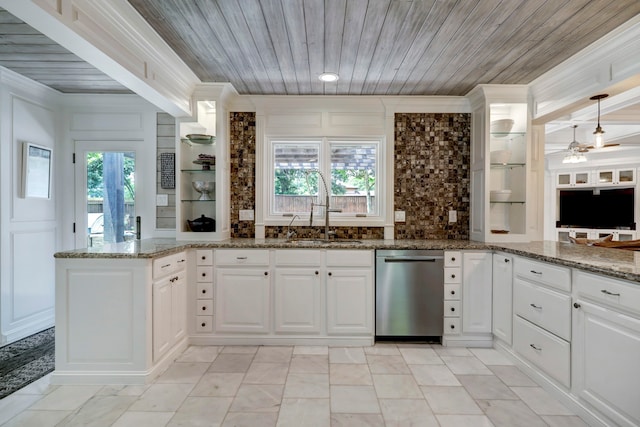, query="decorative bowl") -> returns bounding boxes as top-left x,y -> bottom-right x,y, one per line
490,189 -> 512,202
490,149 -> 512,164
490,119 -> 515,135
192,181 -> 215,201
